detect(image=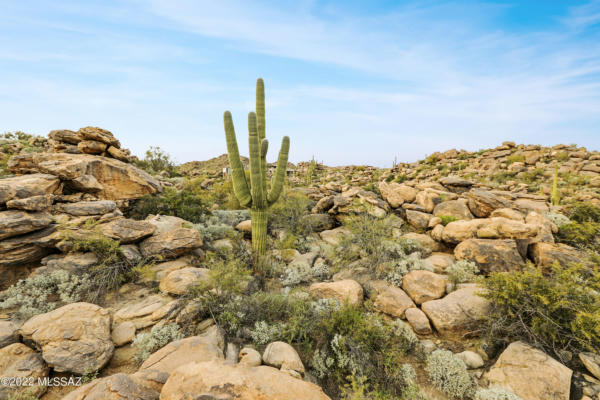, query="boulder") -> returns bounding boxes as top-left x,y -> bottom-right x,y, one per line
455,350 -> 484,369
528,242 -> 582,268
113,295 -> 175,329
441,218 -> 537,244
433,199 -> 474,220
48,129 -> 82,144
159,267 -> 210,295
107,146 -> 130,162
0,173 -> 61,205
19,302 -> 113,374
111,321 -> 136,347
56,200 -> 117,216
467,189 -> 511,217
378,182 -> 418,207
404,307 -> 432,335
70,174 -> 104,192
400,232 -> 441,255
514,198 -> 549,214
485,341 -> 572,400
579,352 -> 600,380
416,189 -> 442,213
36,252 -> 98,274
6,194 -> 54,211
0,321 -> 18,349
441,219 -> 488,244
263,341 -> 305,373
239,347 -> 262,367
421,284 -> 490,333
0,343 -> 49,399
402,270 -> 447,305
406,210 -> 432,230
100,218 -> 156,243
319,226 -> 351,246
235,219 -> 253,232
369,280 -> 416,318
300,213 -> 335,232
140,228 -> 203,259
8,153 -> 160,200
490,208 -> 524,221
144,214 -> 187,234
139,326 -> 224,375
0,210 -> 53,240
454,239 -> 525,273
61,373 -> 160,400
423,253 -> 456,273
309,279 -> 363,305
78,140 -> 107,155
159,360 -> 332,400
78,126 -> 120,147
